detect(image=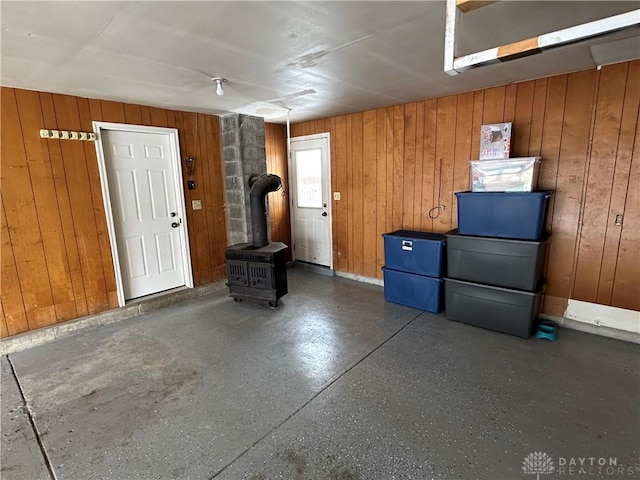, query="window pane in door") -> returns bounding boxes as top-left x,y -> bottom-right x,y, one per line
295,149 -> 322,208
